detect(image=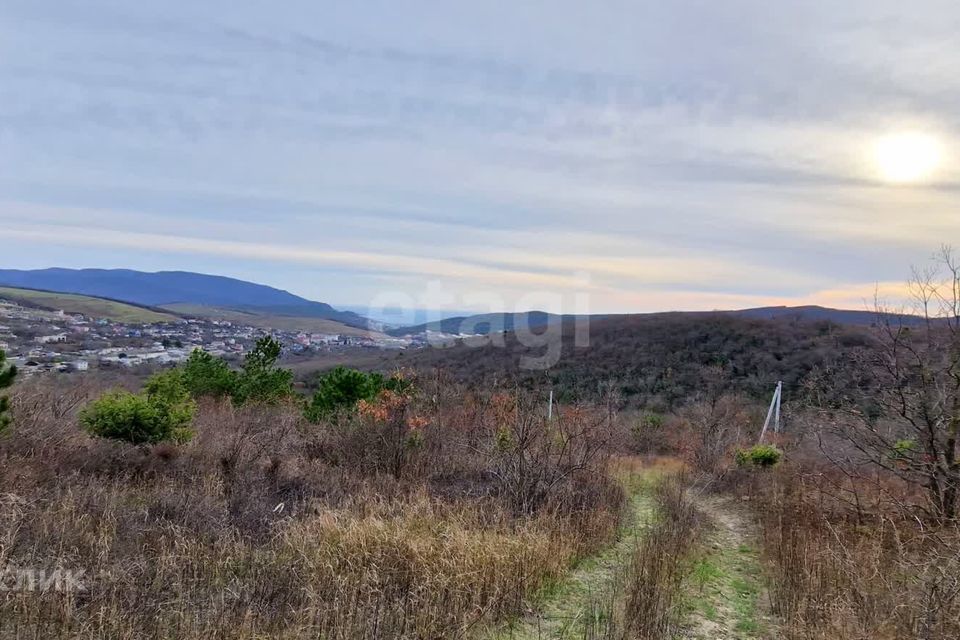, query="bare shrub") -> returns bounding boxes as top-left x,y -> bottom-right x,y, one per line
485,392 -> 616,516
753,466 -> 960,640
816,247 -> 960,523
0,375 -> 625,639
678,393 -> 753,475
